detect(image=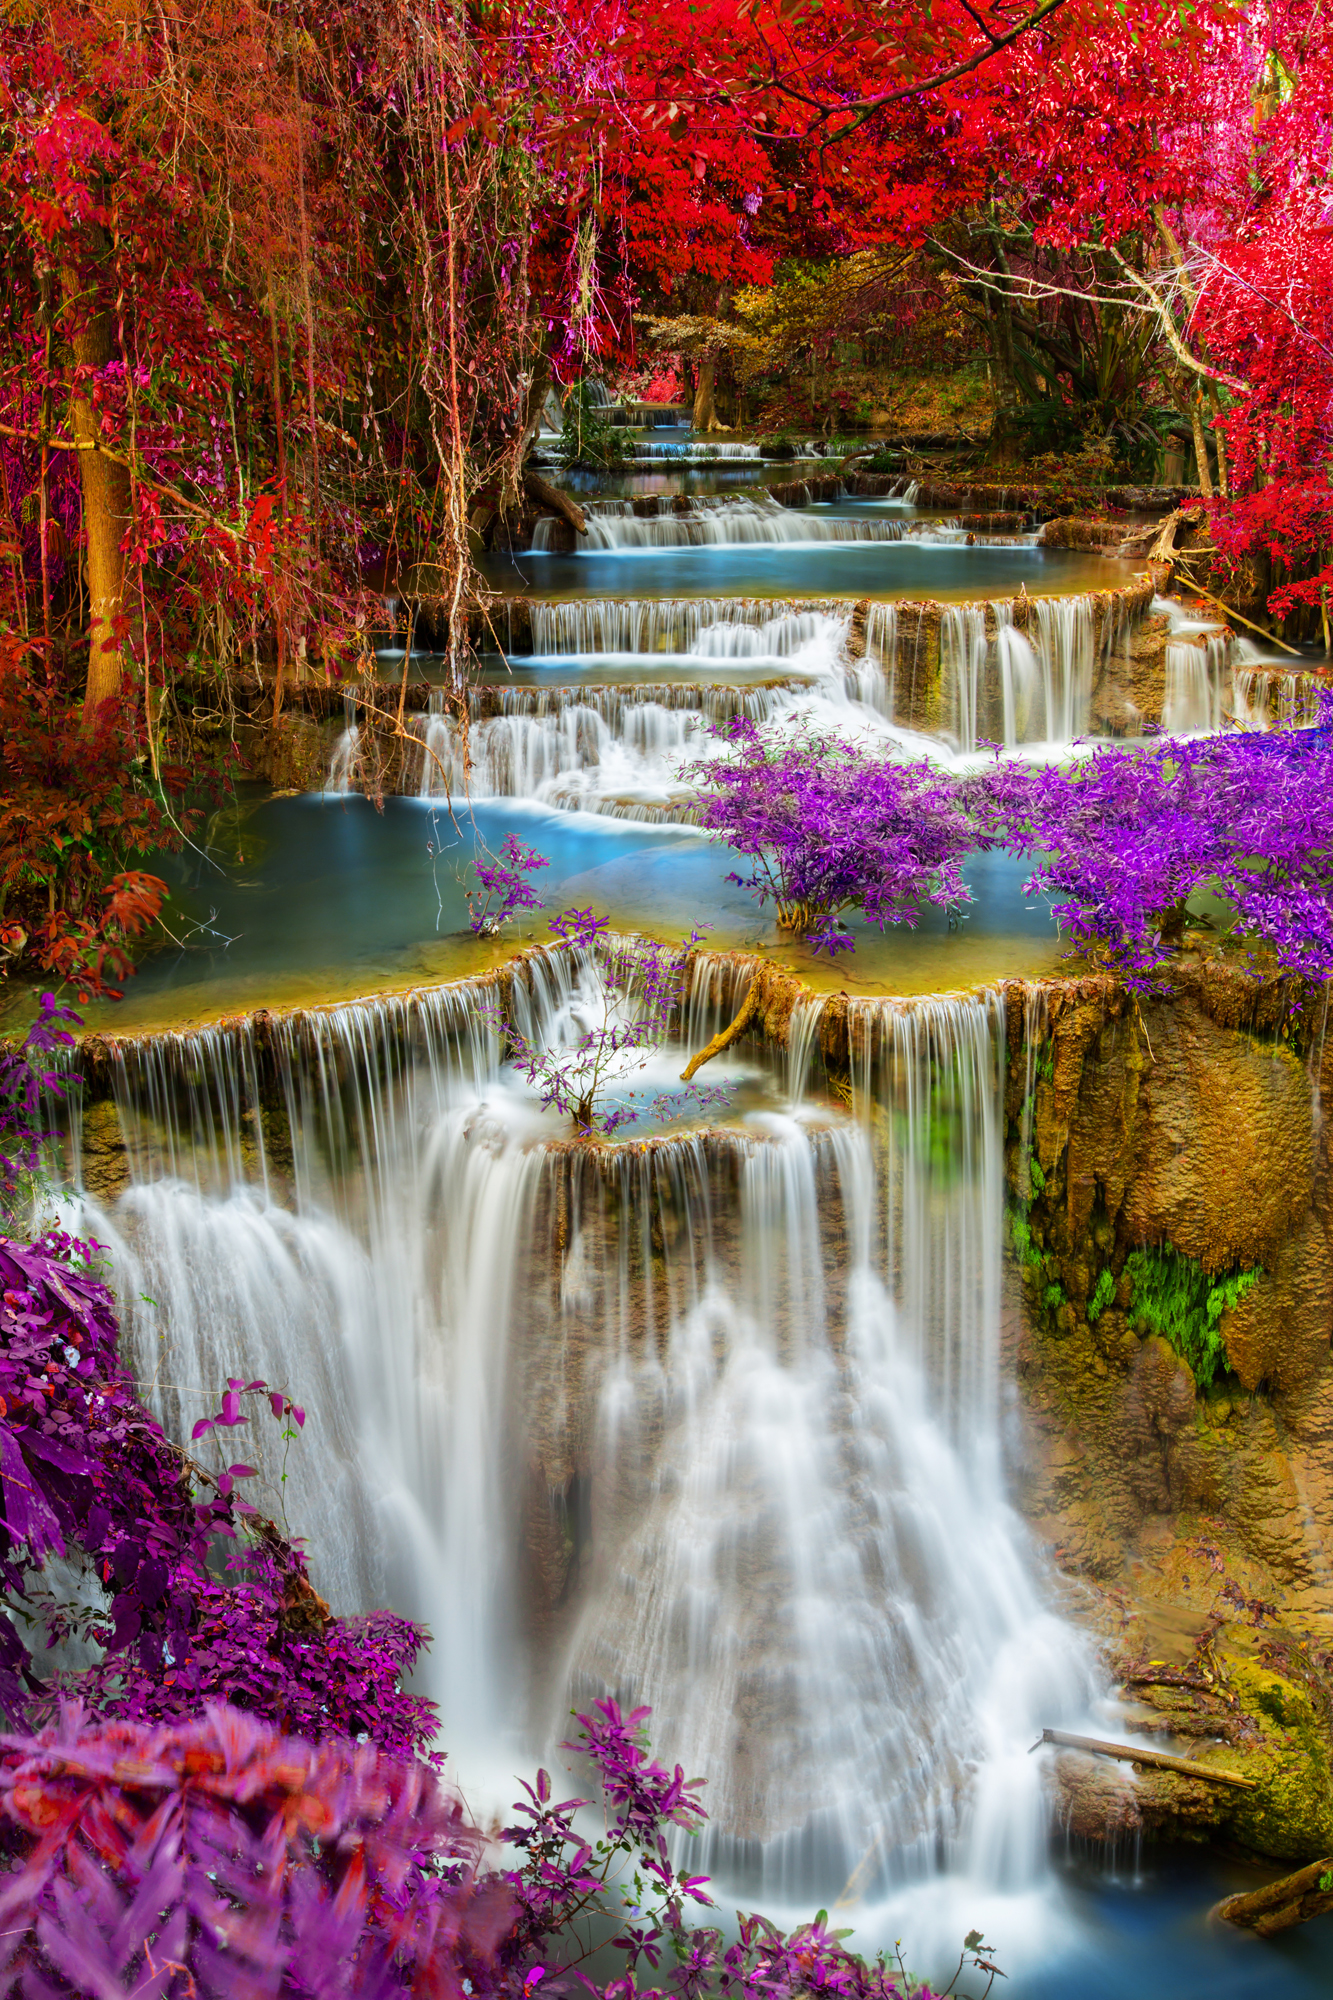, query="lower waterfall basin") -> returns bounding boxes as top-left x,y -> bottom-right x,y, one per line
480,539 -> 1133,603
79,792 -> 1064,1031
820,1846 -> 1330,1999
